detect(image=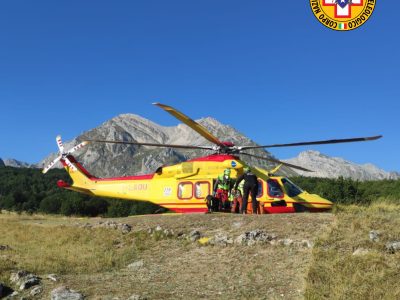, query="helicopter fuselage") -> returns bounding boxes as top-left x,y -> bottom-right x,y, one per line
58,154 -> 333,214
